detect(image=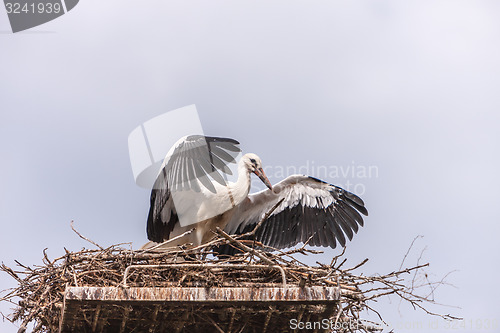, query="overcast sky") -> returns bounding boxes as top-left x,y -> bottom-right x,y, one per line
1,1 -> 499,332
